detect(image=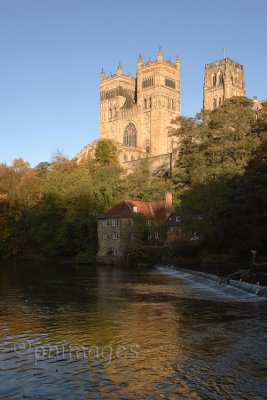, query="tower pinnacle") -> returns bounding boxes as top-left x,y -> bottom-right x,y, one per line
157,47 -> 163,61
138,53 -> 143,68
118,62 -> 123,75
100,68 -> 105,81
